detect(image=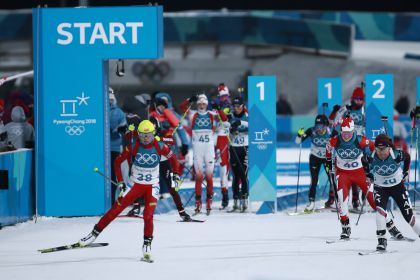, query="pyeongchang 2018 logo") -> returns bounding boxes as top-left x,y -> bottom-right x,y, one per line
52,92 -> 97,136
250,128 -> 273,150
